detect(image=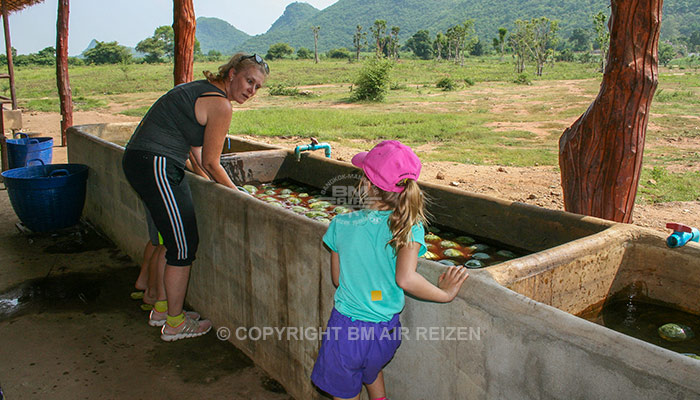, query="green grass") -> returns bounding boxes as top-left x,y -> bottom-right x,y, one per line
8,58 -> 700,201
638,166 -> 700,203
